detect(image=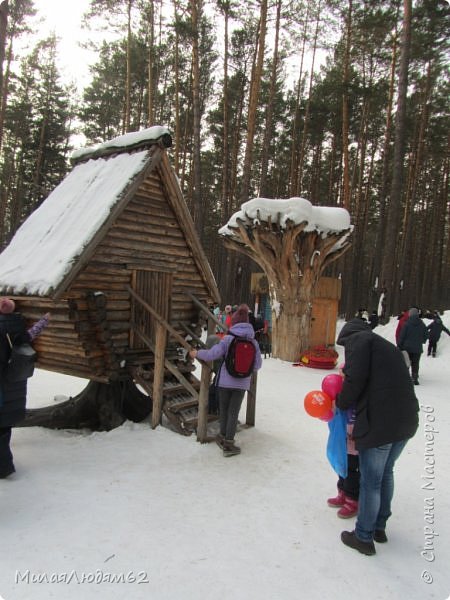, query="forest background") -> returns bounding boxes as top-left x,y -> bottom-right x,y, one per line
0,0 -> 448,319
